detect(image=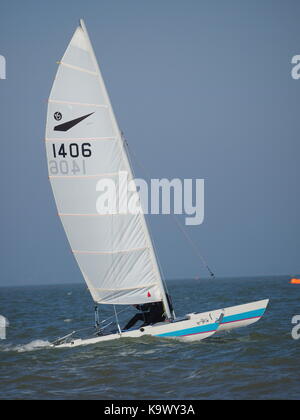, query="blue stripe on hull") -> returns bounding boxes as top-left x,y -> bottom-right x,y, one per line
221,308 -> 265,325
155,323 -> 219,338
155,307 -> 266,338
